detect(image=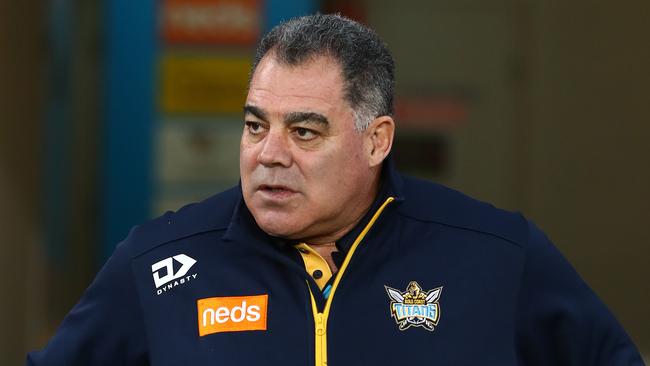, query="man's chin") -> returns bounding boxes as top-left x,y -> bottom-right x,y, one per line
251,211 -> 304,238
257,222 -> 302,239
